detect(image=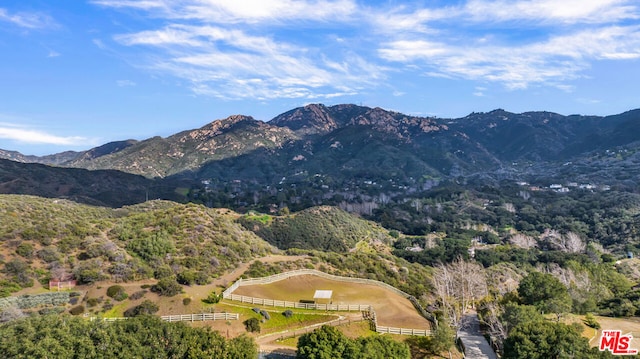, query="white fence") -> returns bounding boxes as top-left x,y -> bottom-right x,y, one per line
161,312 -> 239,322
90,312 -> 239,323
223,269 -> 432,337
225,293 -> 370,312
376,326 -> 431,336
